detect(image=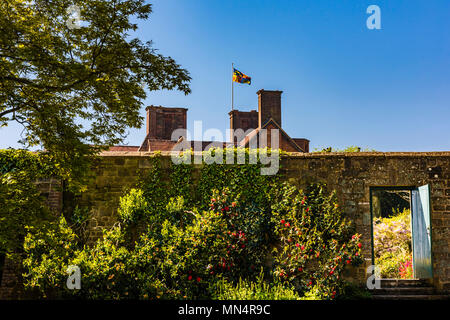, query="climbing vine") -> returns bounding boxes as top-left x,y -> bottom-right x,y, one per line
21,148 -> 365,300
